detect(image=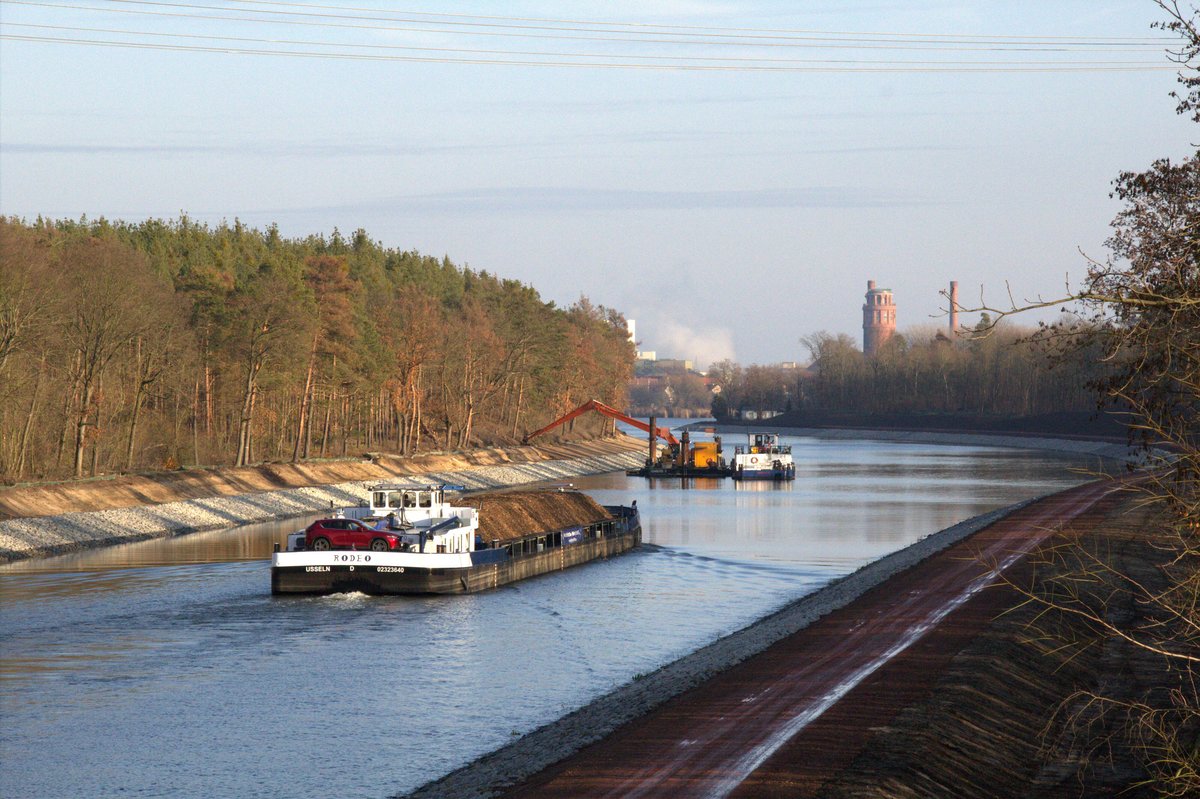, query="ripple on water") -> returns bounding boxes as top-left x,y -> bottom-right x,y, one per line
0,441 -> 1098,799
